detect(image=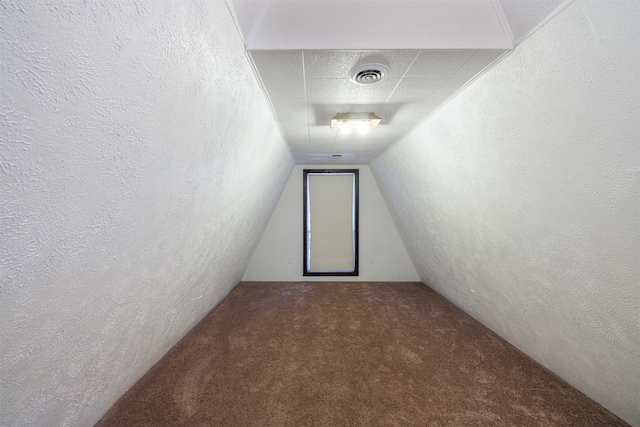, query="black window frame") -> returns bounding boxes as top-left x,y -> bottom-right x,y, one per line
303,169 -> 359,276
